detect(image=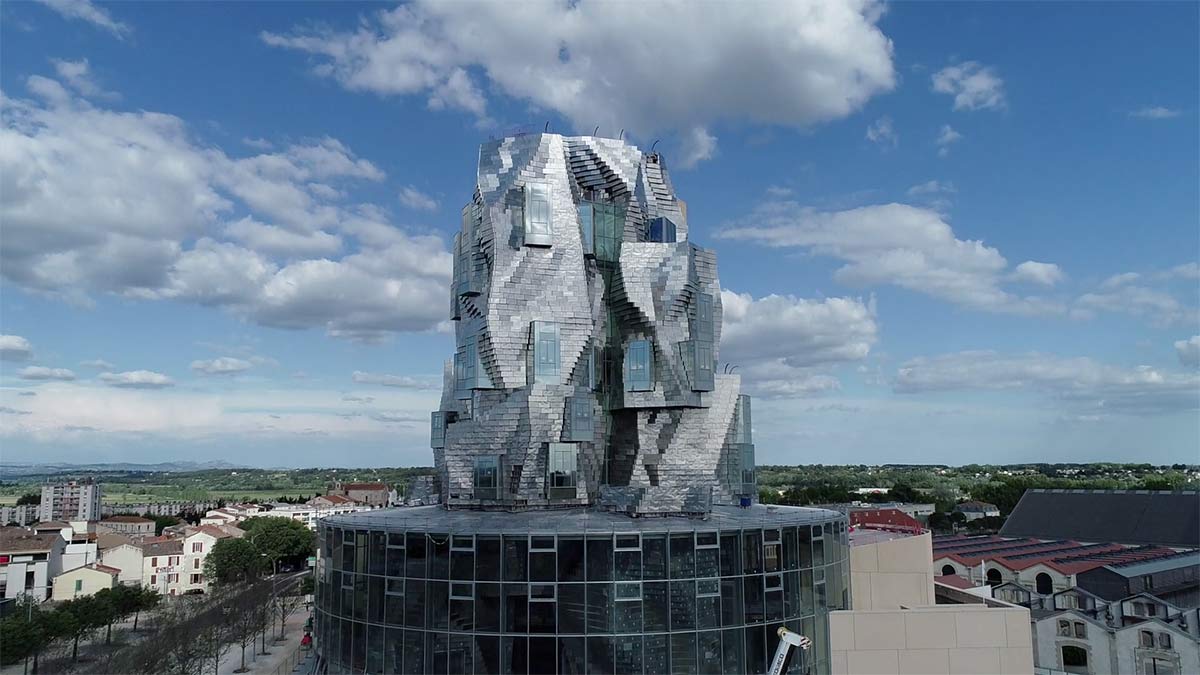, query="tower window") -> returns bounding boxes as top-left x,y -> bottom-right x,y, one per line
624,340 -> 653,392
474,457 -> 499,500
647,217 -> 677,243
734,395 -> 752,444
565,396 -> 594,442
524,182 -> 553,246
531,321 -> 560,384
547,443 -> 578,499
431,412 -> 447,449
